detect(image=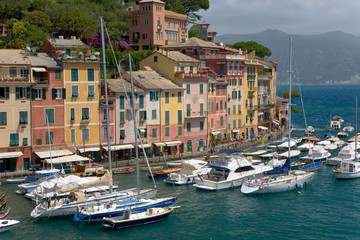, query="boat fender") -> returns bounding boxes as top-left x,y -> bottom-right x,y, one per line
259,183 -> 264,190
295,183 -> 298,189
